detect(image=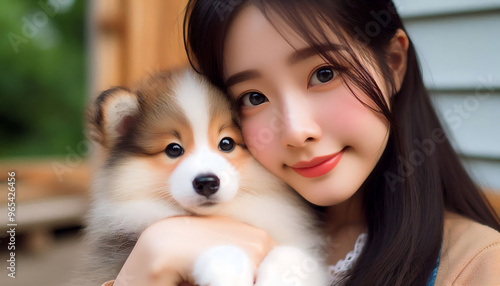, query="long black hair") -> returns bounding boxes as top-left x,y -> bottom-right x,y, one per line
183,0 -> 500,285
